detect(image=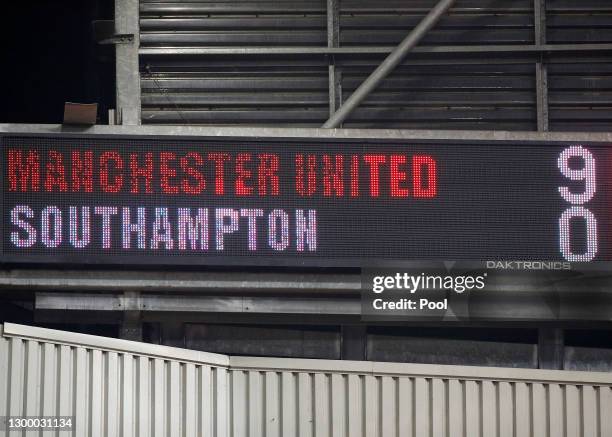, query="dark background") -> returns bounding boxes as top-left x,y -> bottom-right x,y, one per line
0,0 -> 113,124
